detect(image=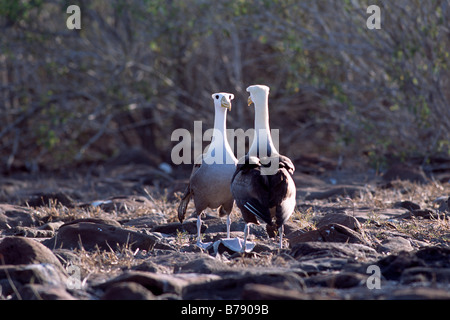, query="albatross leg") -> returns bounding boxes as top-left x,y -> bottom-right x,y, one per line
278,225 -> 284,249
196,214 -> 202,244
242,223 -> 249,253
196,215 -> 212,250
226,214 -> 231,239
